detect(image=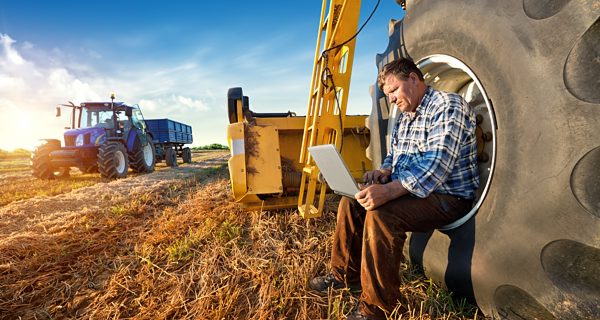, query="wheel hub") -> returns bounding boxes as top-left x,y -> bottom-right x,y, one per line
417,54 -> 497,229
